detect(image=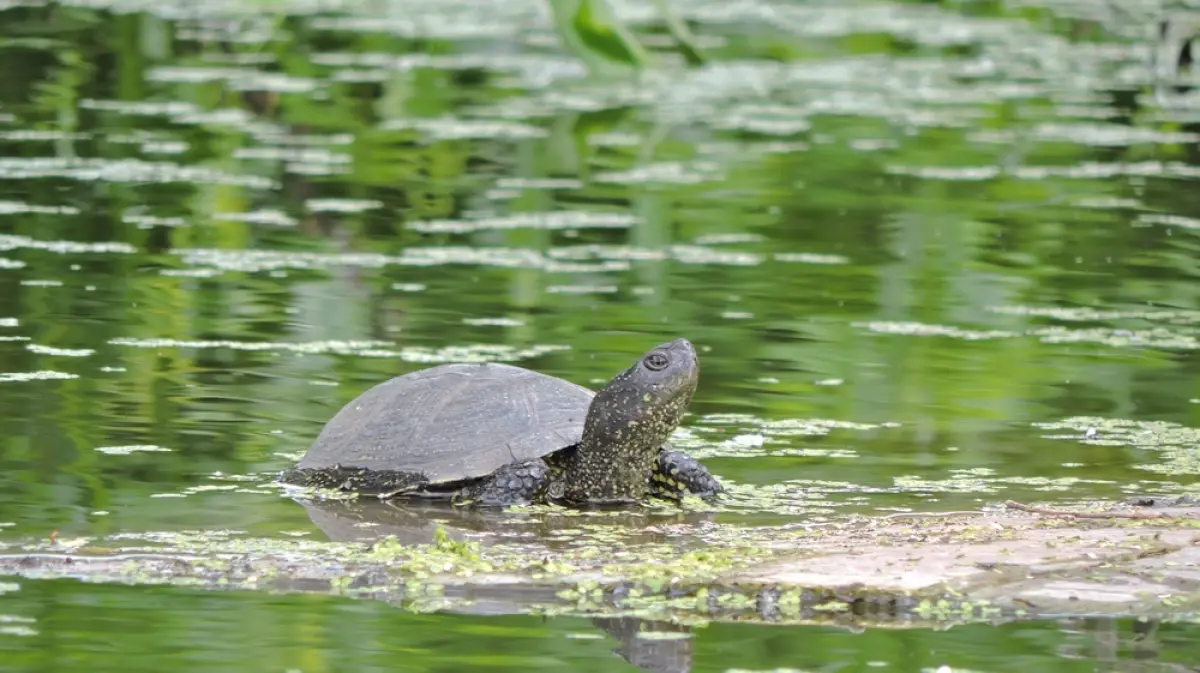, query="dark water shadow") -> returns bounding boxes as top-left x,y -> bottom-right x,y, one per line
293,496 -> 720,549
